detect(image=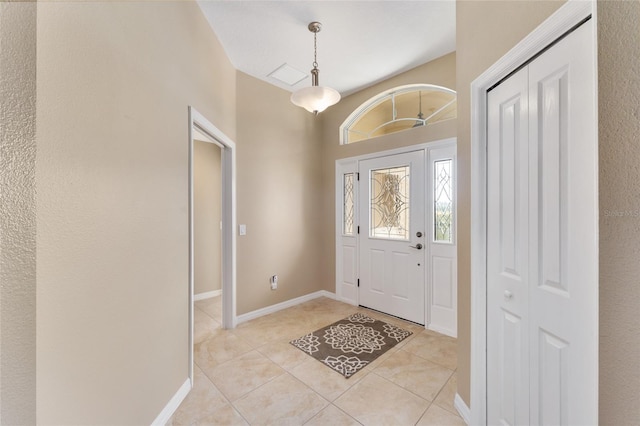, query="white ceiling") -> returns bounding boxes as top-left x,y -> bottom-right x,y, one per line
197,1 -> 456,97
